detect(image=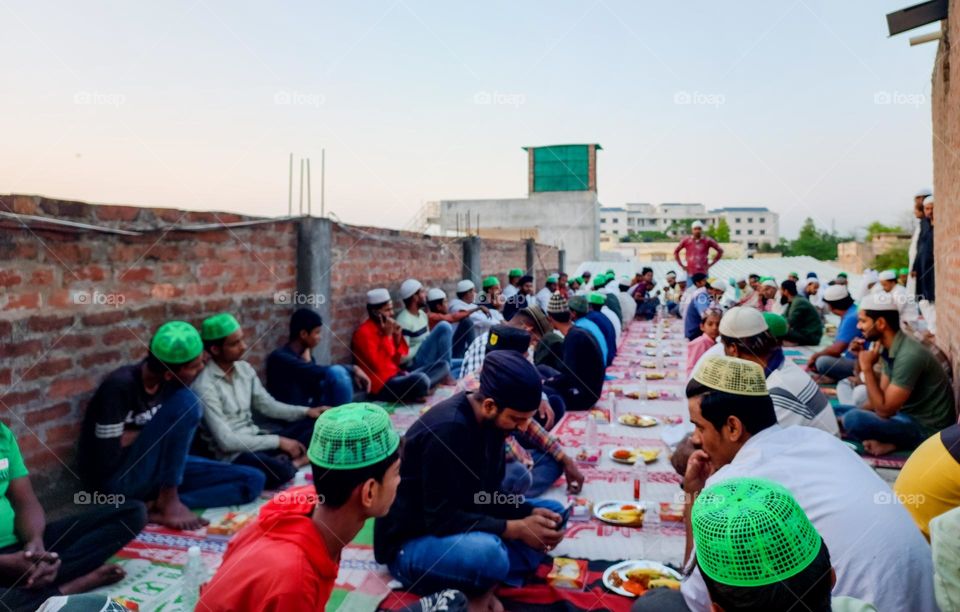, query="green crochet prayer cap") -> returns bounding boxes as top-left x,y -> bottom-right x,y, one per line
573,276 -> 583,285
508,268 -> 523,277
308,403 -> 400,470
546,275 -> 558,283
482,276 -> 500,289
587,292 -> 606,306
762,312 -> 789,339
592,275 -> 607,288
692,478 -> 822,588
150,321 -> 203,365
200,312 -> 241,341
898,267 -> 909,276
